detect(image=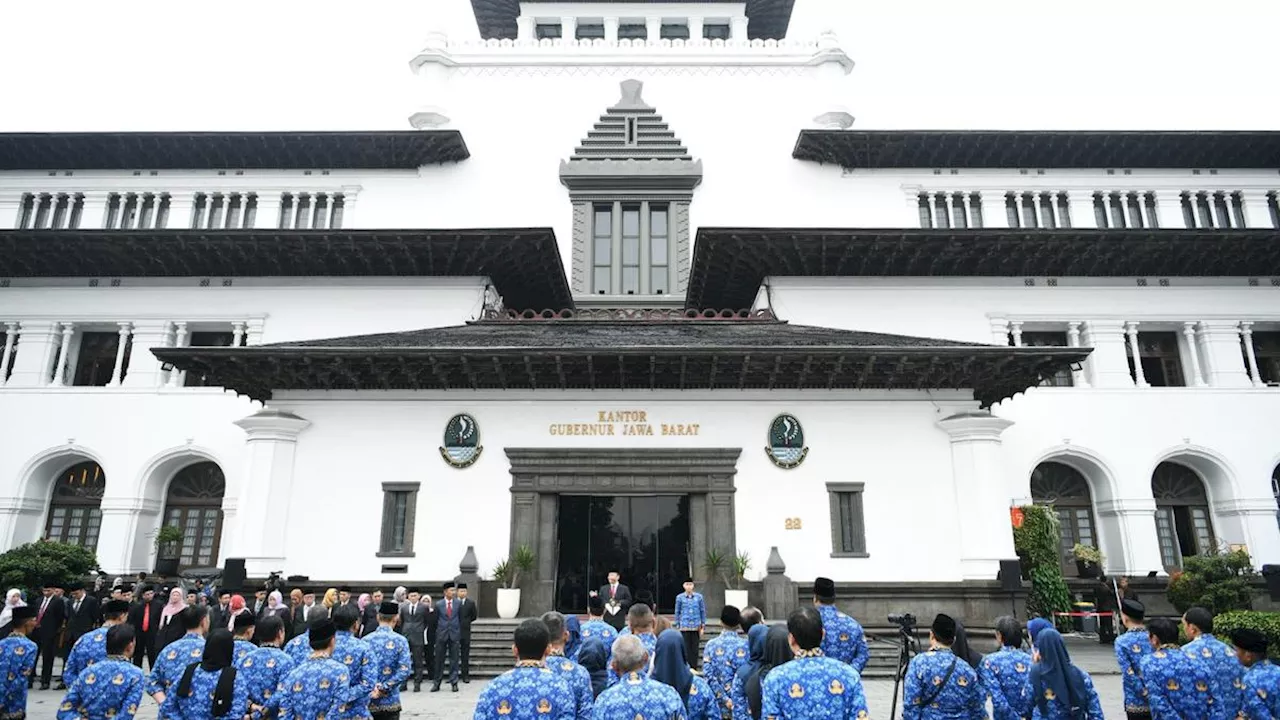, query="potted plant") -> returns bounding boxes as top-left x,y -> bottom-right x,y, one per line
154,525 -> 183,576
494,545 -> 536,619
1072,543 -> 1103,579
725,552 -> 752,609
